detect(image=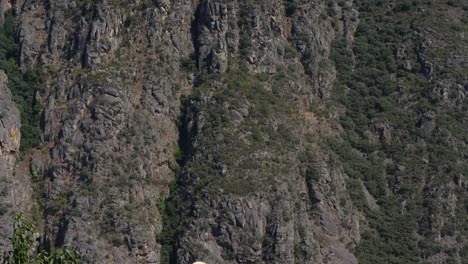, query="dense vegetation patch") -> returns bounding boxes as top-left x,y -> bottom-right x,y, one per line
330,0 -> 467,263
0,11 -> 42,152
157,179 -> 181,264
157,142 -> 183,264
180,67 -> 300,196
